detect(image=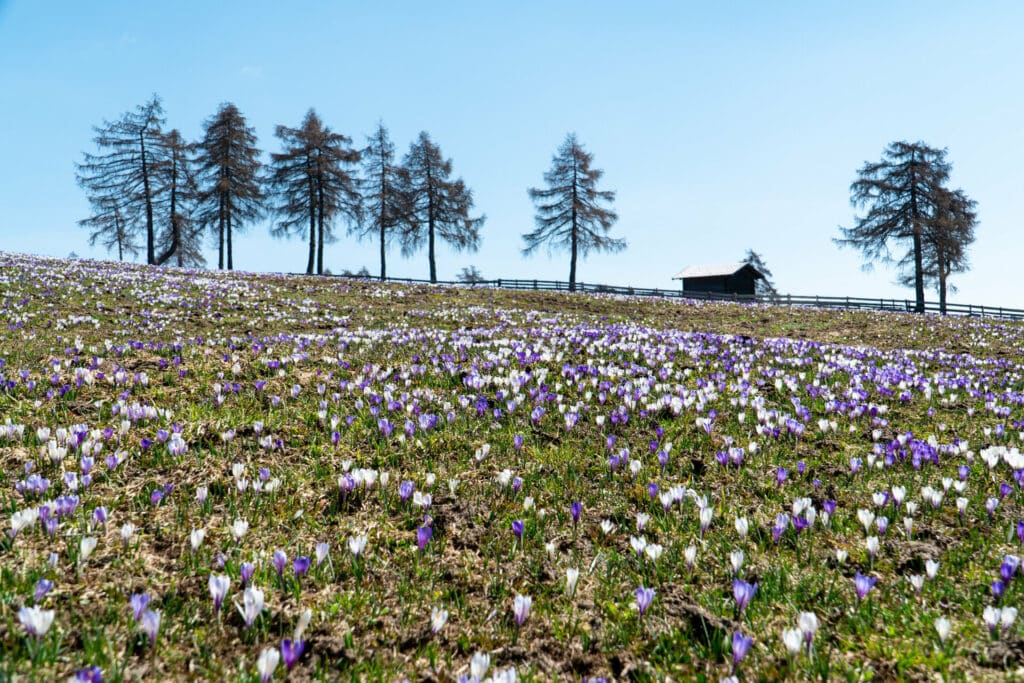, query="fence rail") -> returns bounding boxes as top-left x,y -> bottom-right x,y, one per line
312,273 -> 1024,322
